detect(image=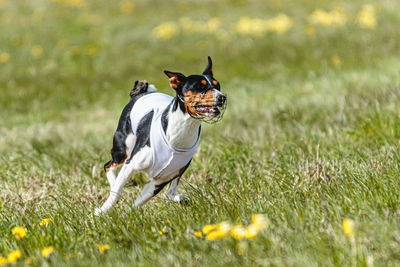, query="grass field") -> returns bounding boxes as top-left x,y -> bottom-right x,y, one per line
1,0 -> 400,265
